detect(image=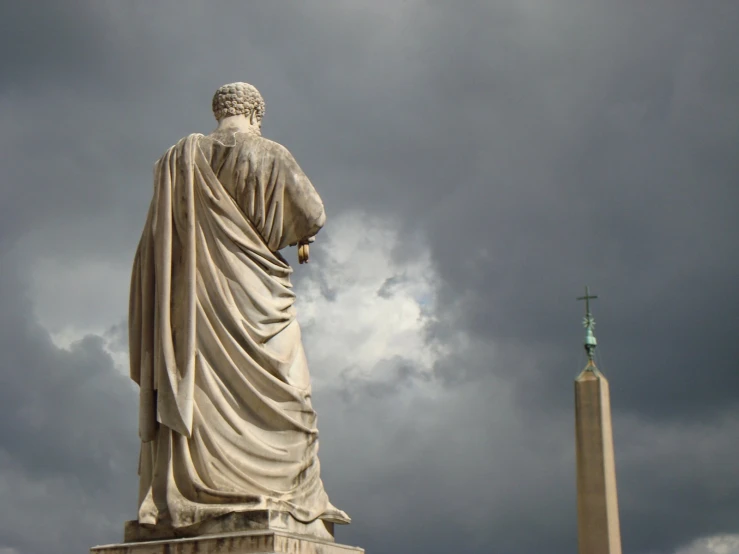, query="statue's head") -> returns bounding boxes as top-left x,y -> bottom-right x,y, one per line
211,82 -> 265,126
